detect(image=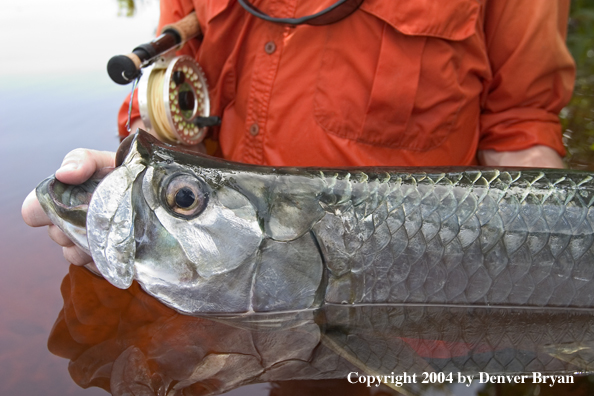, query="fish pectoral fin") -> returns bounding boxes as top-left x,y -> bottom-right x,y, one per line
540,341 -> 594,371
320,330 -> 434,393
